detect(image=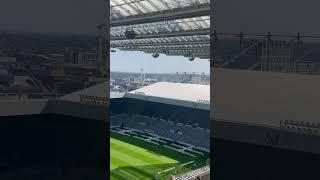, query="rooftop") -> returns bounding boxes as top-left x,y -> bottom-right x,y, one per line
125,82 -> 210,110
60,82 -> 108,102
213,68 -> 320,128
